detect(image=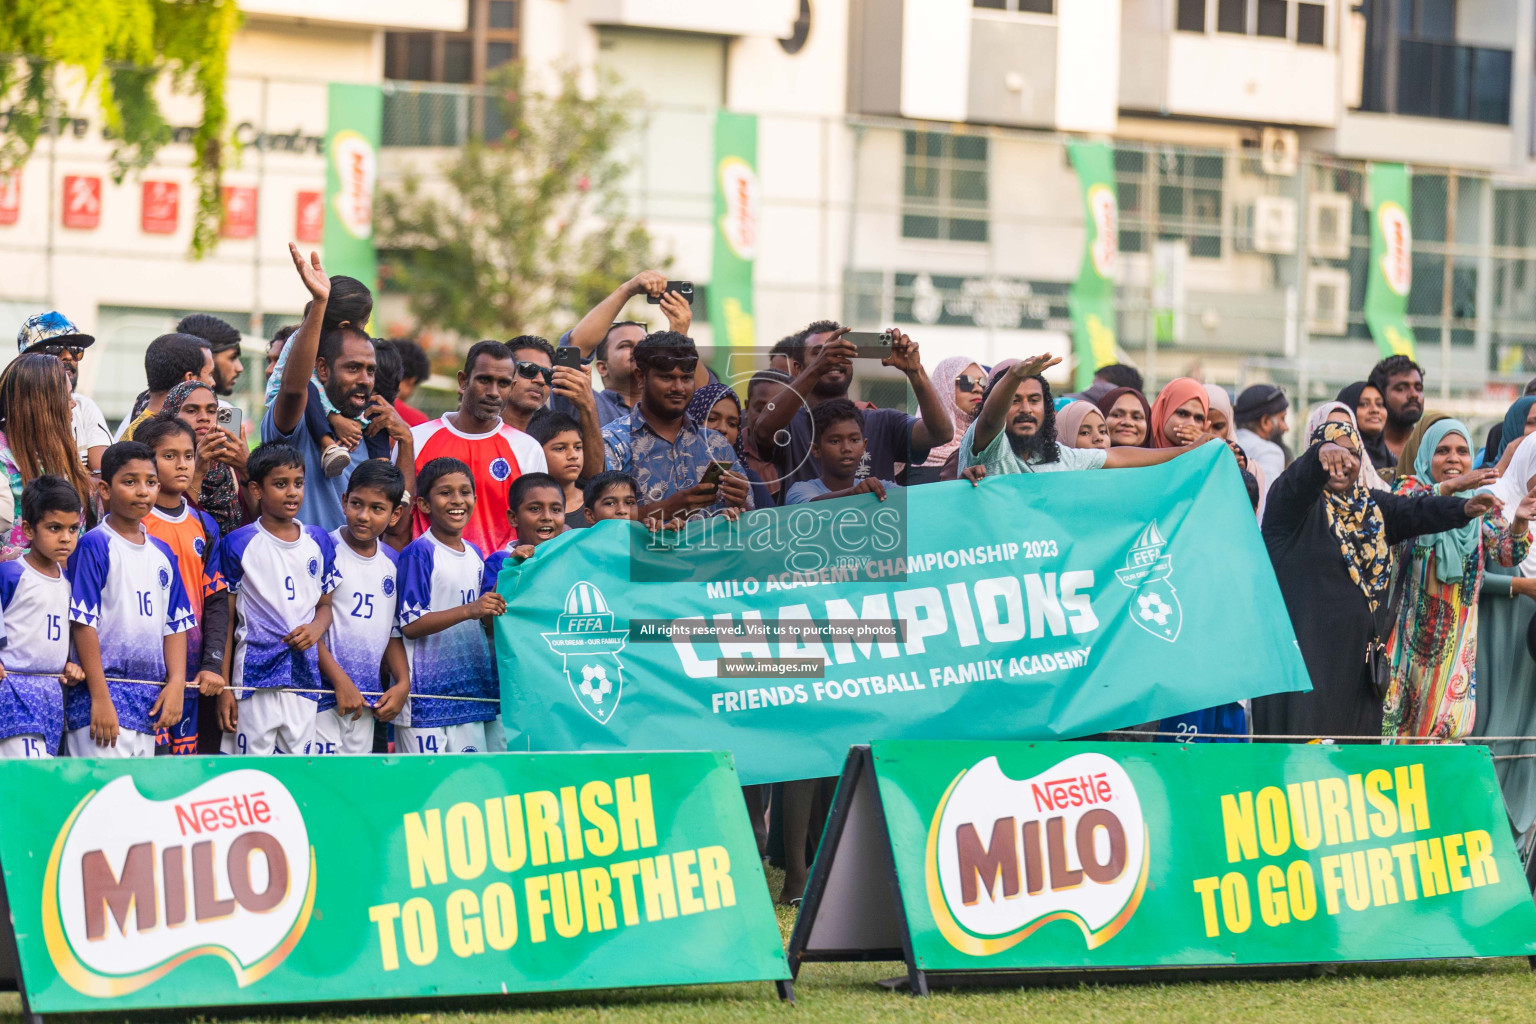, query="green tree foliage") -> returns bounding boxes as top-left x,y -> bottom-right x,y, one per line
0,0 -> 240,255
378,64 -> 665,342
